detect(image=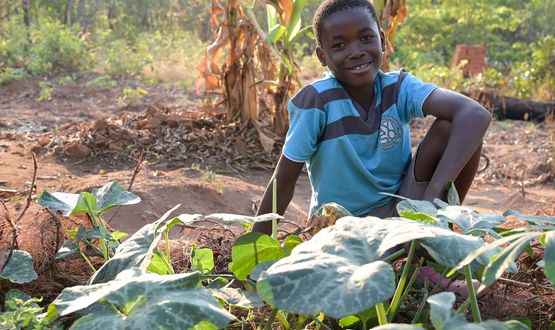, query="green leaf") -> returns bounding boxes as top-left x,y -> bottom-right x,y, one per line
284,0 -> 309,47
175,213 -> 281,226
399,209 -> 438,224
191,248 -> 214,274
482,235 -> 536,285
37,181 -> 140,216
256,217 -> 496,318
91,181 -> 141,213
445,181 -> 460,206
266,4 -> 278,31
111,231 -> 128,241
543,231 -> 555,286
266,24 -> 286,44
0,250 -> 38,284
54,268 -> 234,330
89,205 -> 180,284
188,321 -> 218,330
210,287 -> 263,309
428,292 -> 525,329
373,325 -> 425,329
283,235 -> 303,255
448,232 -> 534,277
396,198 -> 438,216
503,210 -> 555,224
146,250 -> 172,275
72,192 -> 99,215
249,260 -> 277,282
38,191 -> 80,216
437,206 -> 505,236
230,232 -> 285,280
